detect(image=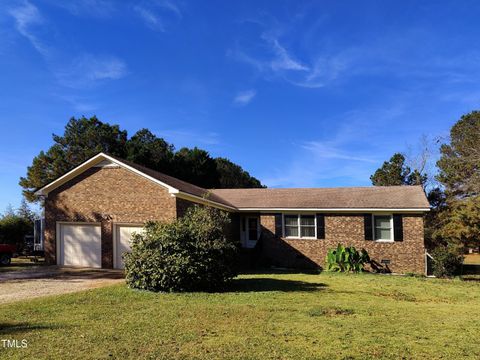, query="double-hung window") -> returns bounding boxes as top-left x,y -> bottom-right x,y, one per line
283,214 -> 316,238
373,215 -> 393,241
